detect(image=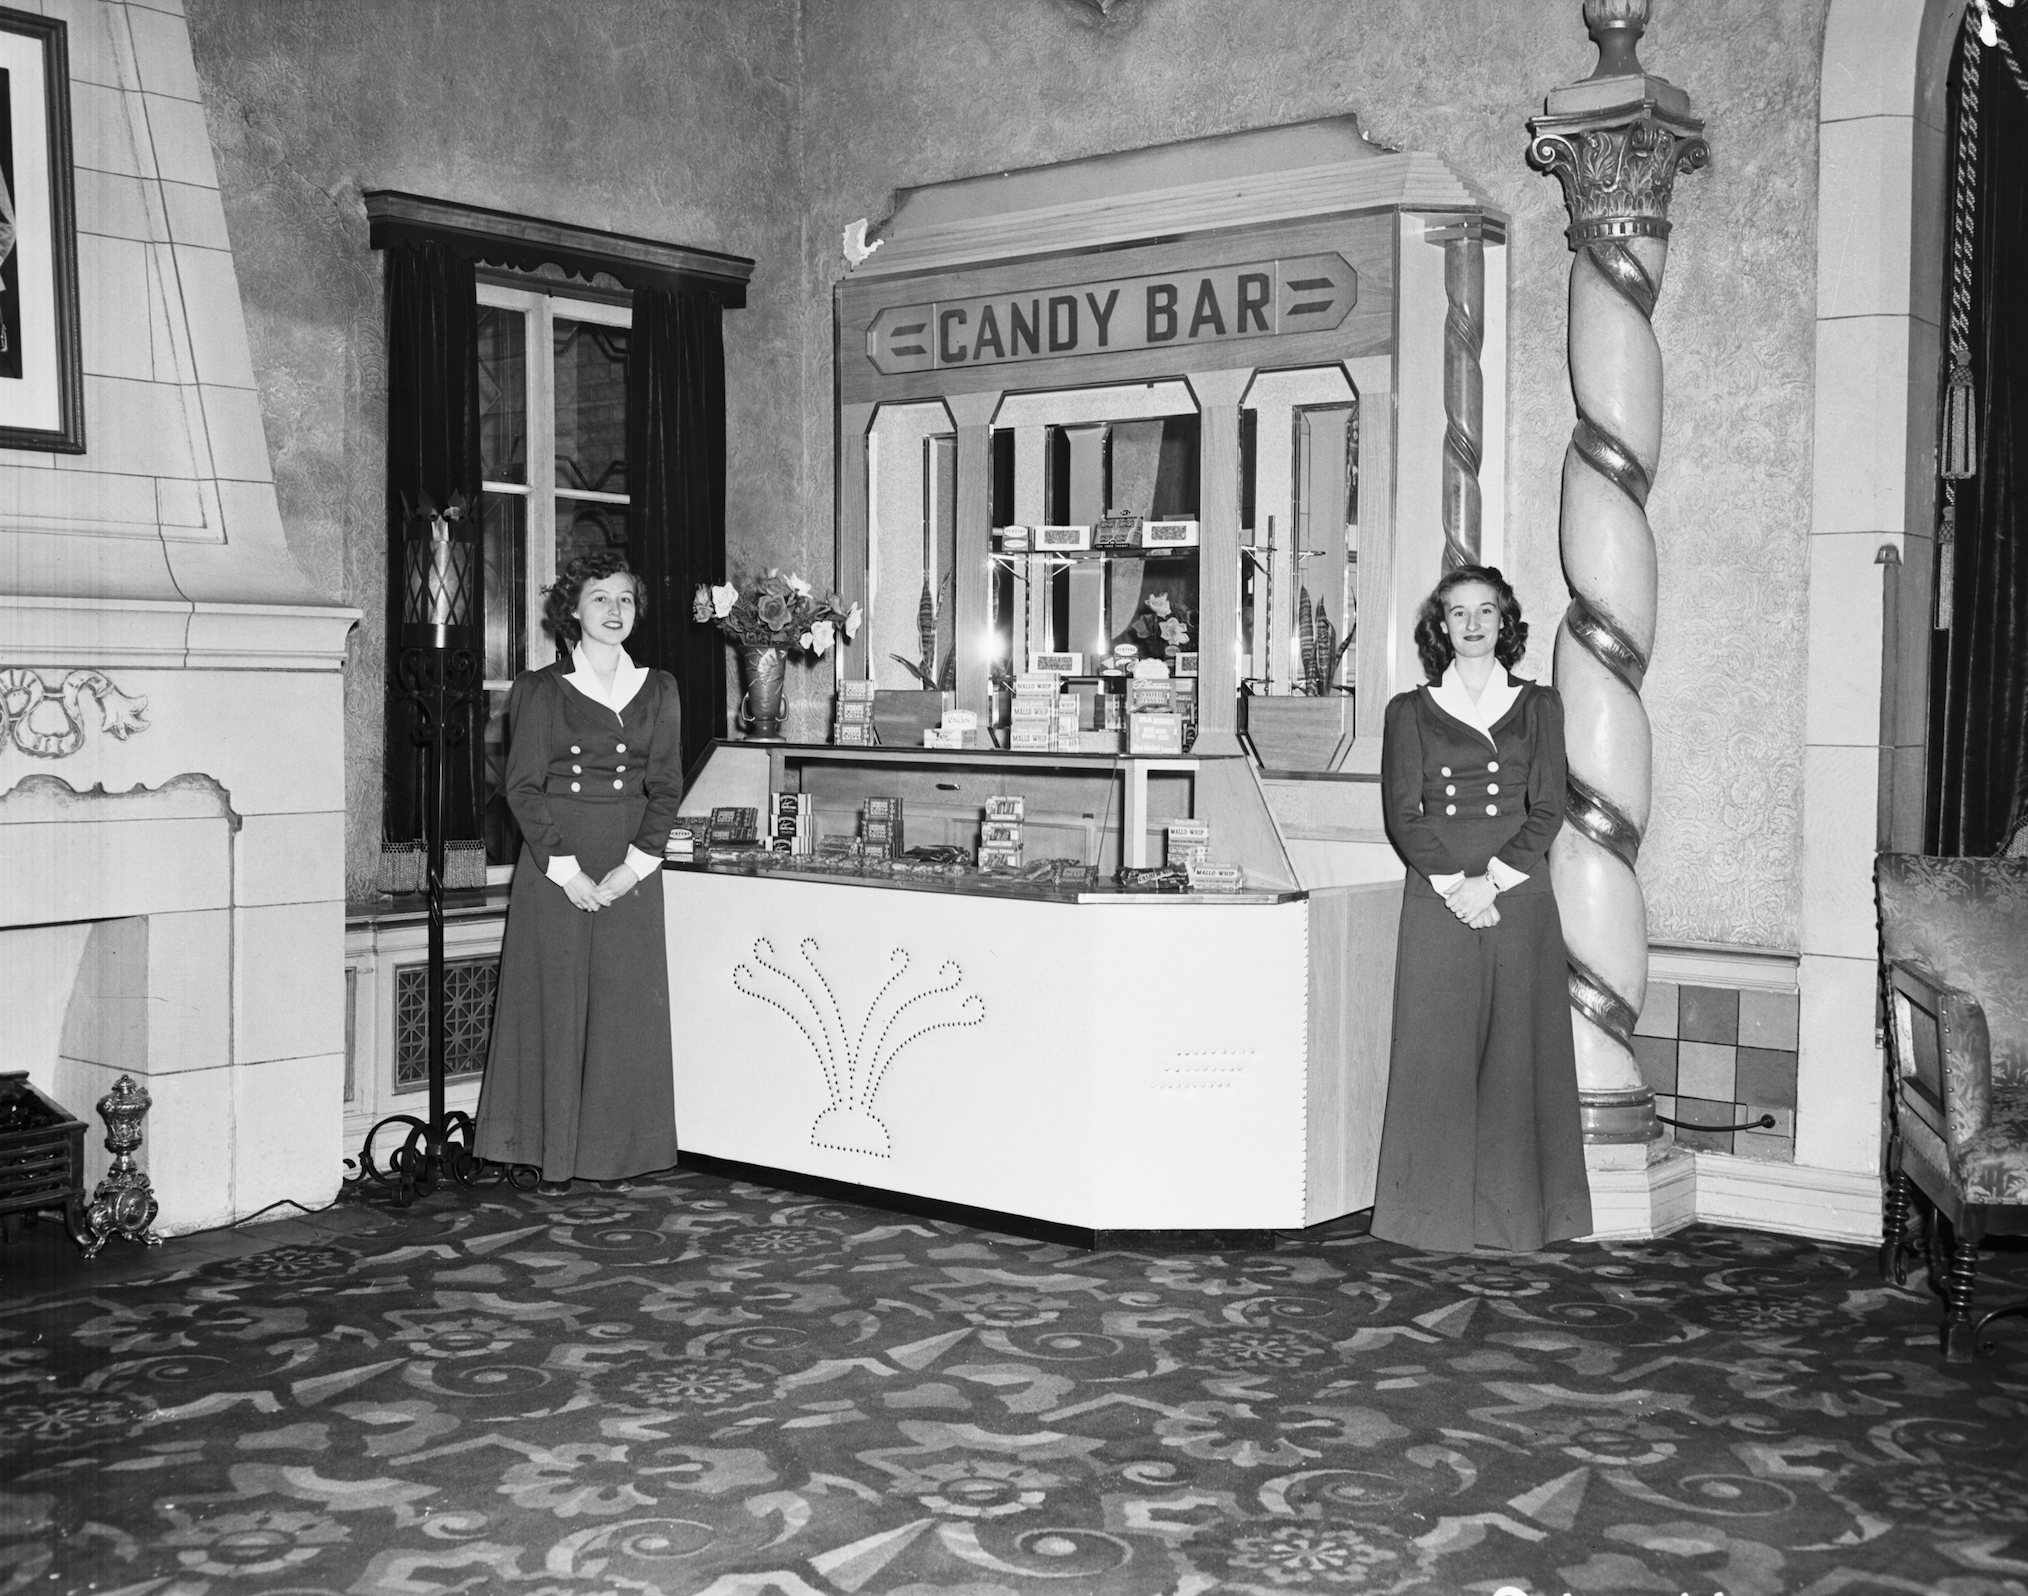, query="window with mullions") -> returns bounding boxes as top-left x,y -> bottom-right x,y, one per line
476,283 -> 631,865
